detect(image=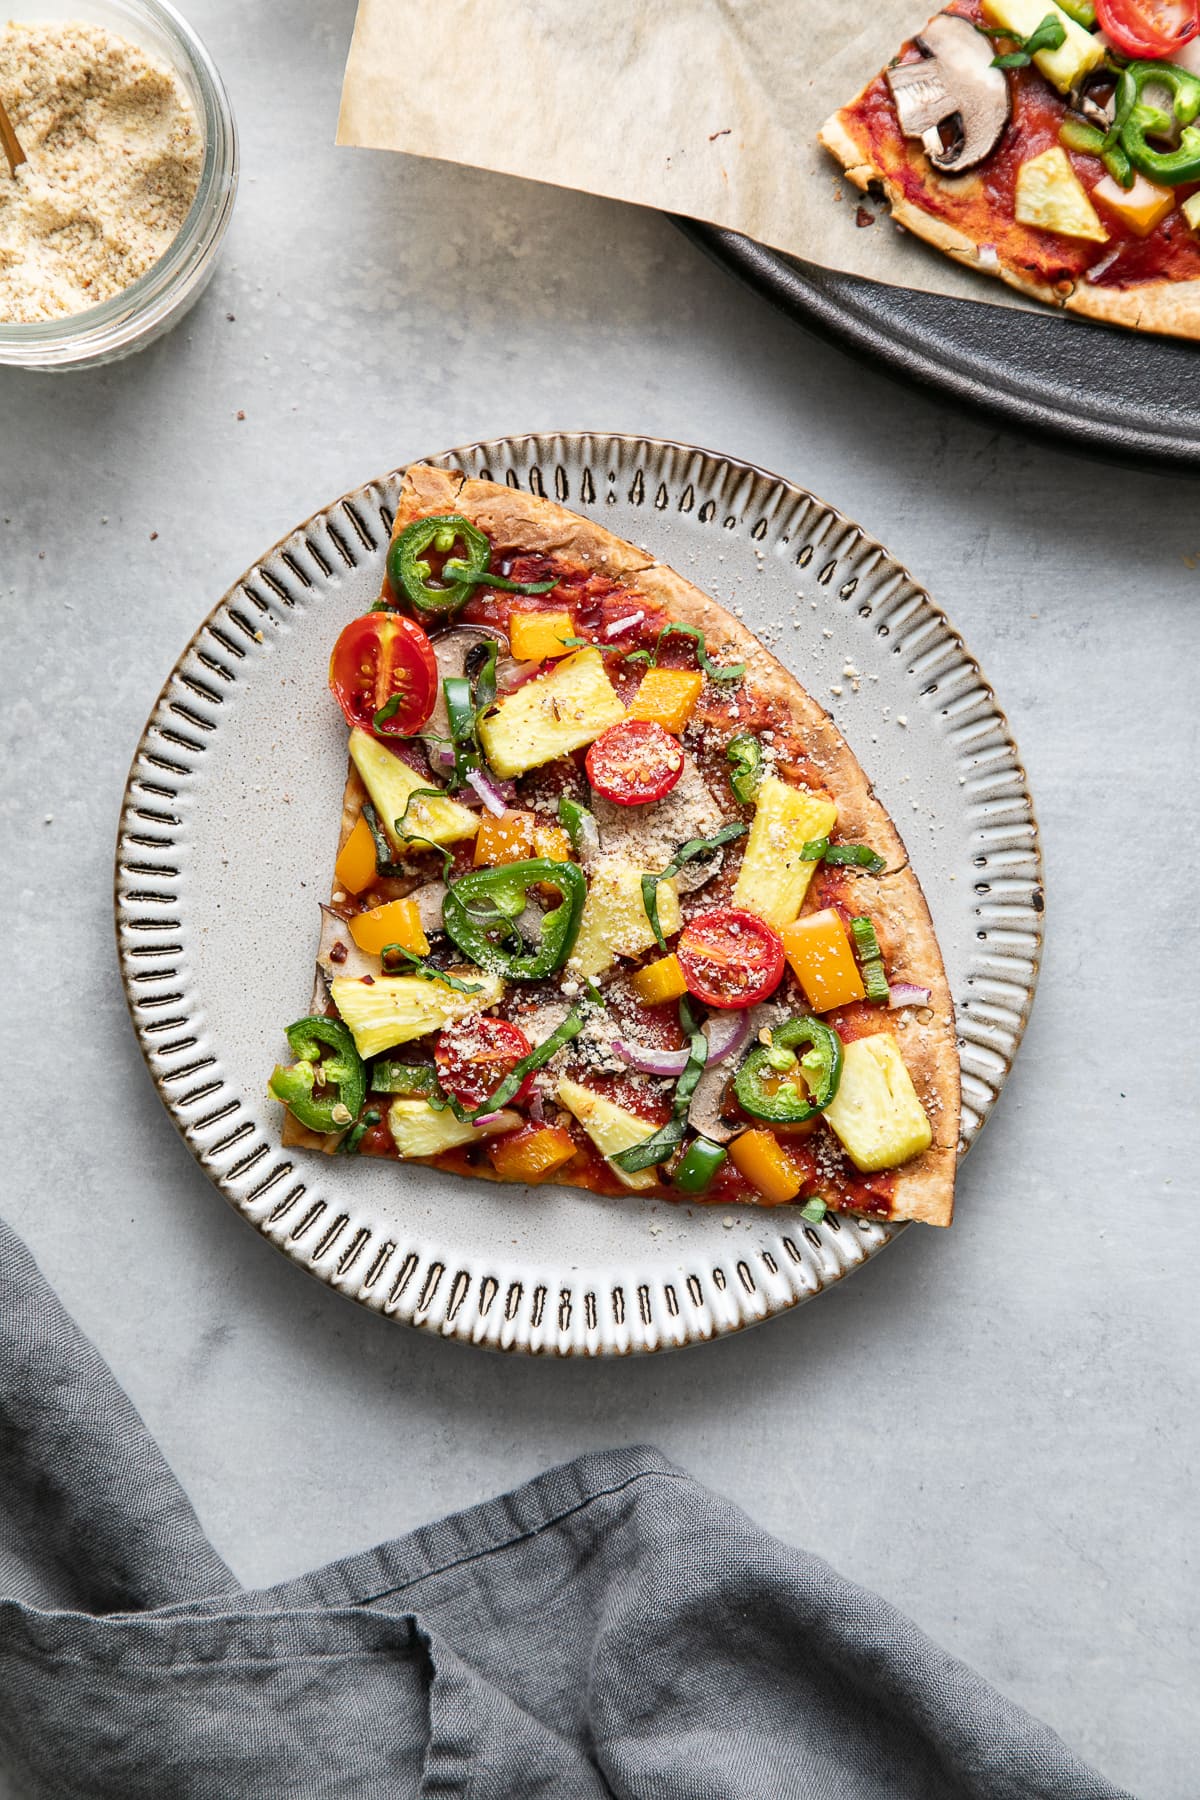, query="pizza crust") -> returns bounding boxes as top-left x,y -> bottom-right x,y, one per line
820,112 -> 1065,310
1064,277 -> 1200,336
820,105 -> 1200,340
